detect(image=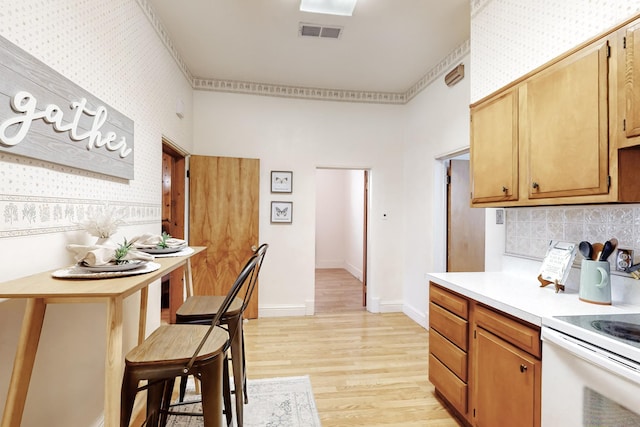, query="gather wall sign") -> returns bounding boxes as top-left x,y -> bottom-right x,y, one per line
0,35 -> 134,180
